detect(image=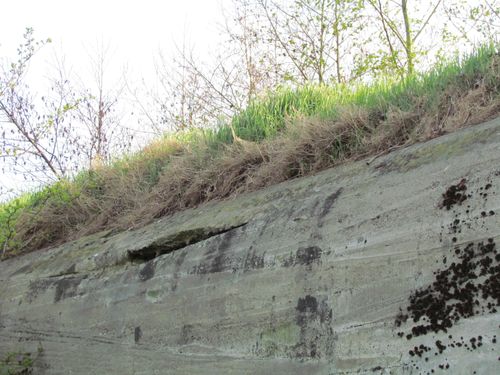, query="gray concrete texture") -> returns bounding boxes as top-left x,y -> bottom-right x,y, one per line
1,117 -> 500,374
